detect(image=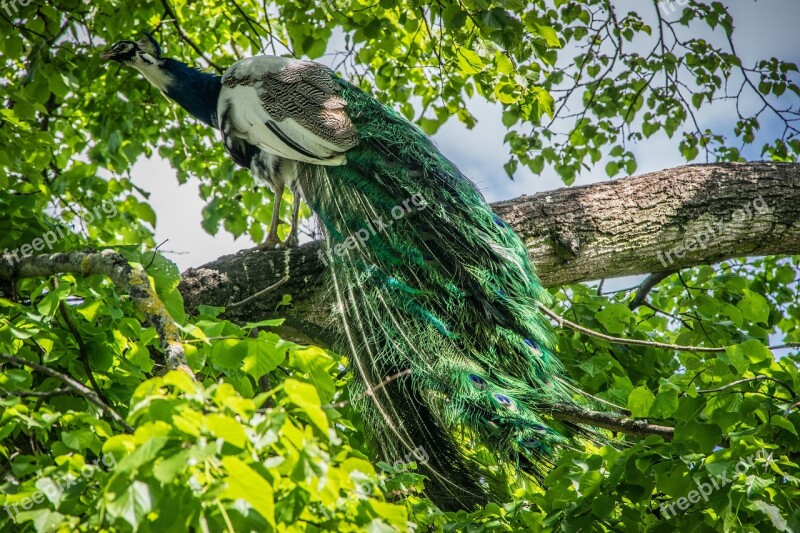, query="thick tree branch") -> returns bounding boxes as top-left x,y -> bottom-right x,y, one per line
0,250 -> 192,374
179,162 -> 800,346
